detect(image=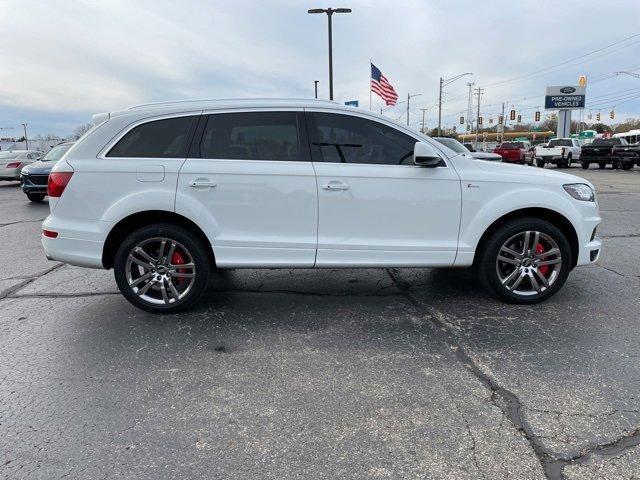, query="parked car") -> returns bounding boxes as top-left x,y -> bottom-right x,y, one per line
534,138 -> 581,168
0,150 -> 44,181
42,99 -> 602,313
611,142 -> 640,170
580,137 -> 627,169
493,142 -> 534,165
433,137 -> 502,161
20,142 -> 75,202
